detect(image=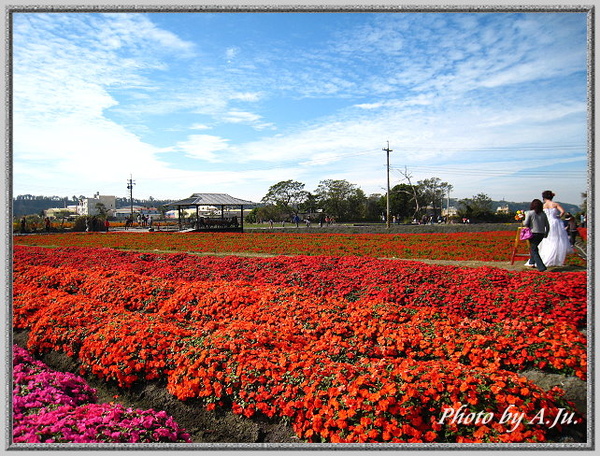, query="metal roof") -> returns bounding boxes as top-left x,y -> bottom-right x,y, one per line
166,193 -> 257,207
